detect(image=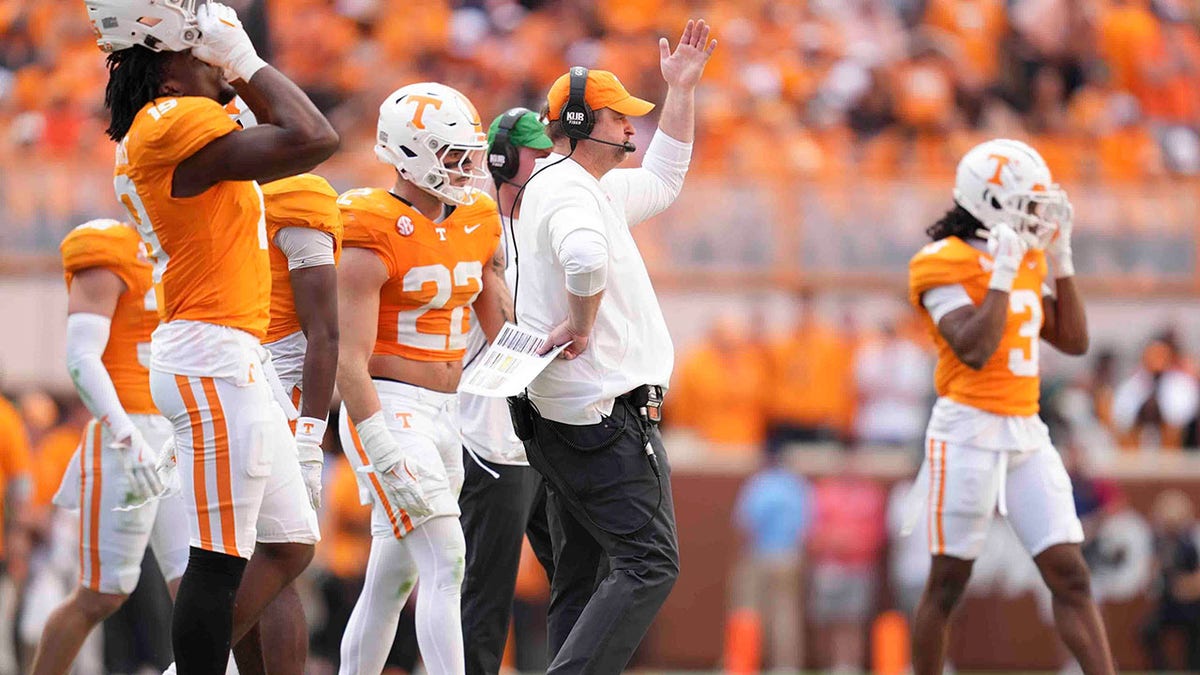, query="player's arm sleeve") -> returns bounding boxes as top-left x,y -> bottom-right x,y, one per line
921,284 -> 974,324
275,227 -> 336,270
602,129 -> 692,227
547,190 -> 609,297
339,210 -> 397,277
0,411 -> 33,501
65,313 -> 136,440
61,230 -> 141,291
